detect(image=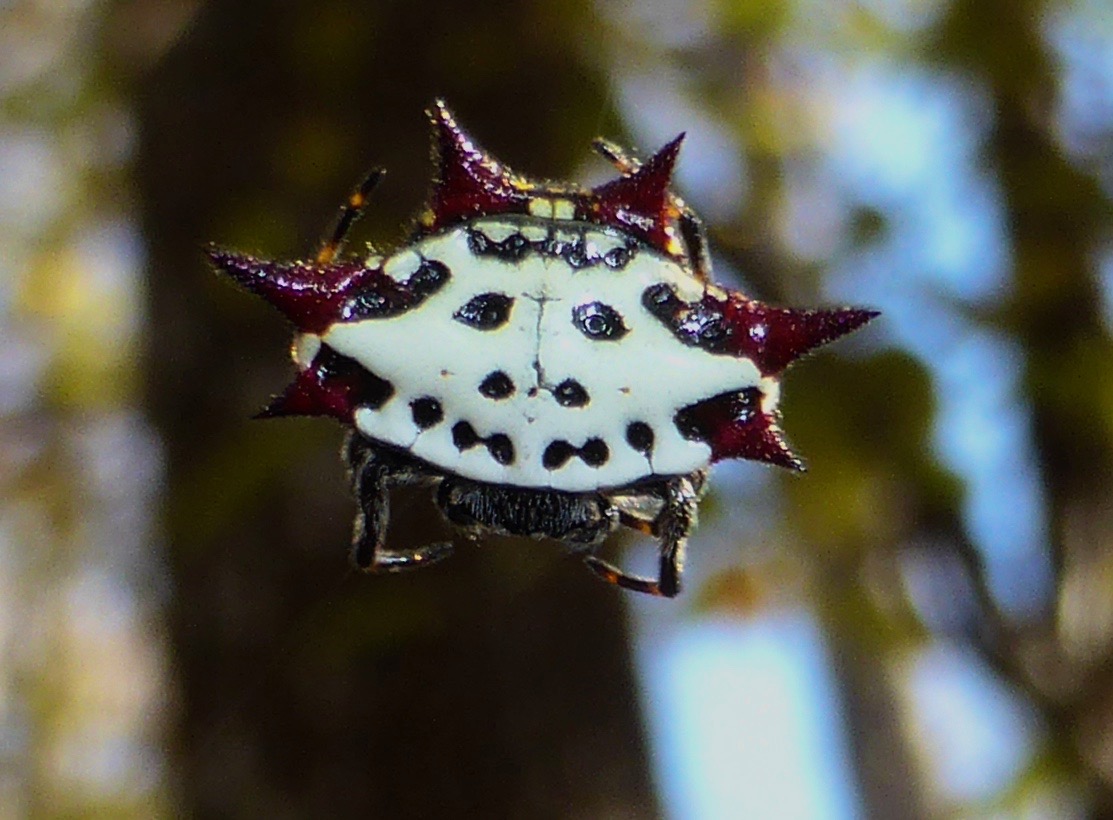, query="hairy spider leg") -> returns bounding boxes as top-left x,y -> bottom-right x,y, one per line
590,138 -> 712,281
316,168 -> 387,265
345,434 -> 454,572
586,471 -> 706,598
